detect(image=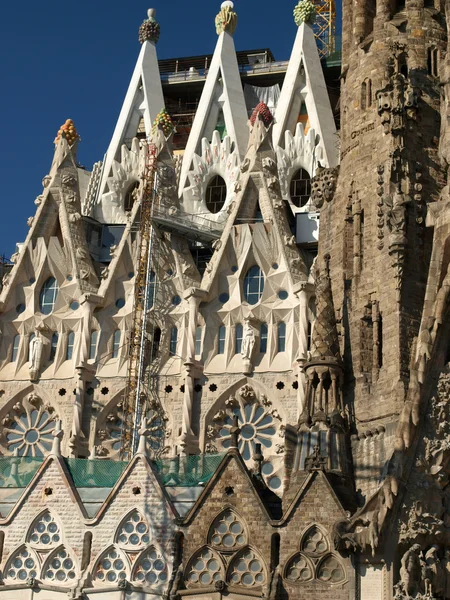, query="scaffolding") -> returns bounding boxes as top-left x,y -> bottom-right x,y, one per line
313,0 -> 337,59
120,143 -> 163,461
